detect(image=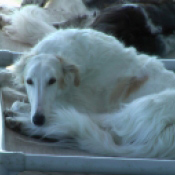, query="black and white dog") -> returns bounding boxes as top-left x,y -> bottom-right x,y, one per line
2,0 -> 175,57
